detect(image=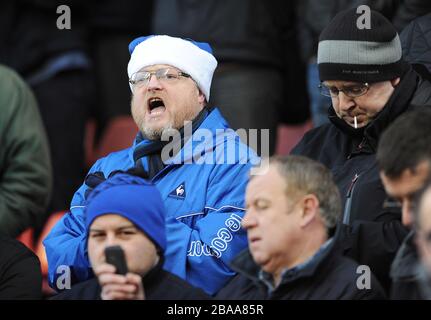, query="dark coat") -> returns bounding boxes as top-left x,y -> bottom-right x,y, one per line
152,0 -> 309,125
50,263 -> 209,300
0,235 -> 42,299
216,240 -> 386,300
0,1 -> 88,75
401,12 -> 431,82
296,0 -> 401,63
390,231 -> 424,300
392,0 -> 431,32
291,67 -> 431,291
